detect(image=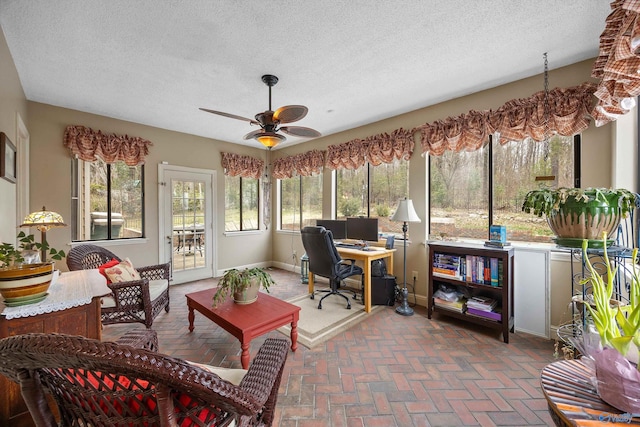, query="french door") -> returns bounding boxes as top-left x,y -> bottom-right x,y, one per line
159,165 -> 215,284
